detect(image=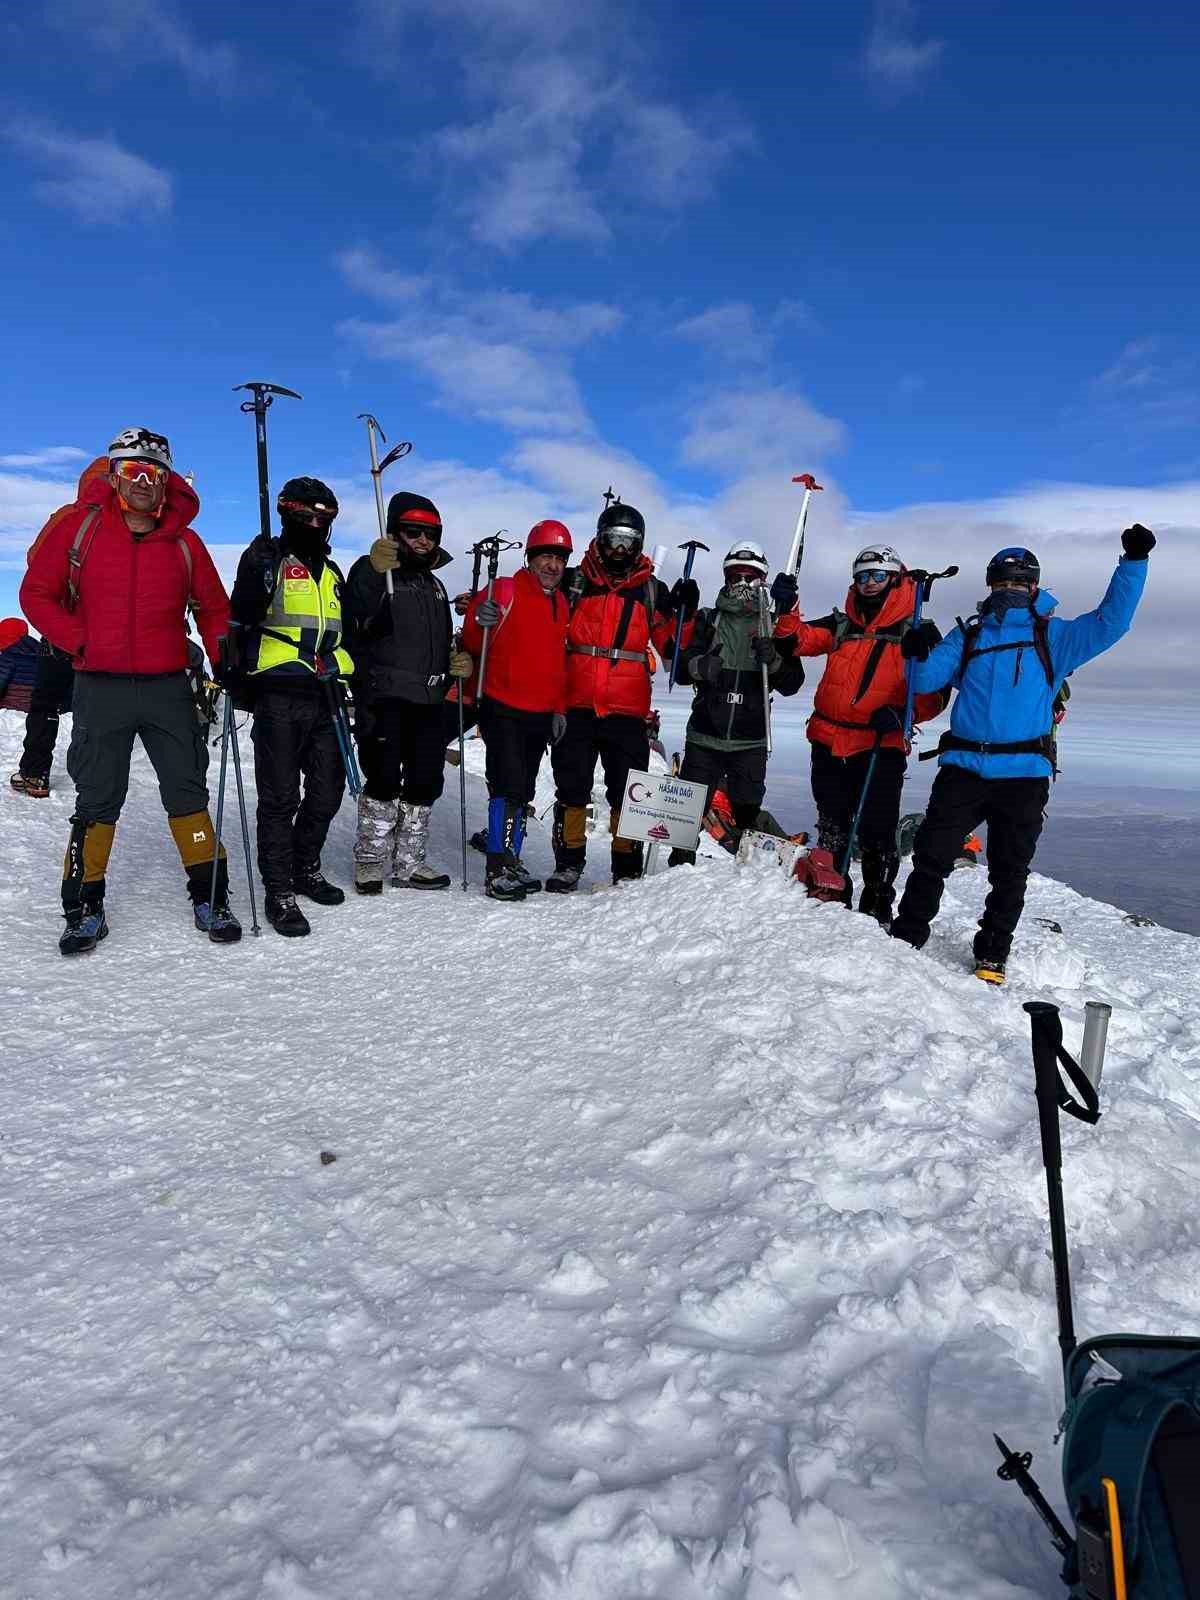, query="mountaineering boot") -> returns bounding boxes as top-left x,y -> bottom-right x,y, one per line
393,803 -> 451,889
11,770 -> 50,798
858,847 -> 900,928
668,848 -> 697,867
193,896 -> 242,943
265,892 -> 311,937
59,901 -> 108,956
544,862 -> 583,893
508,805 -> 541,892
483,796 -> 527,901
354,793 -> 396,895
609,810 -> 644,884
469,828 -> 488,854
293,864 -> 346,906
974,958 -> 1006,985
187,860 -> 242,944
